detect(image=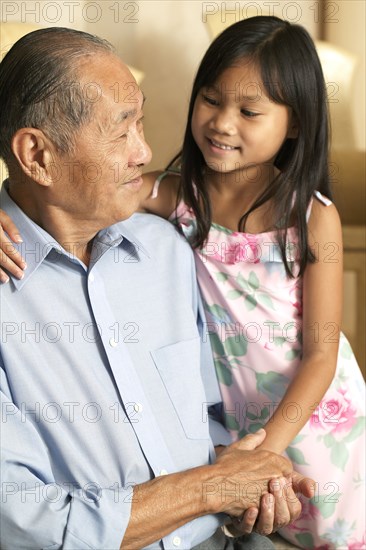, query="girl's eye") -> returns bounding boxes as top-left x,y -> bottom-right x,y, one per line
242,109 -> 258,117
202,94 -> 219,106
